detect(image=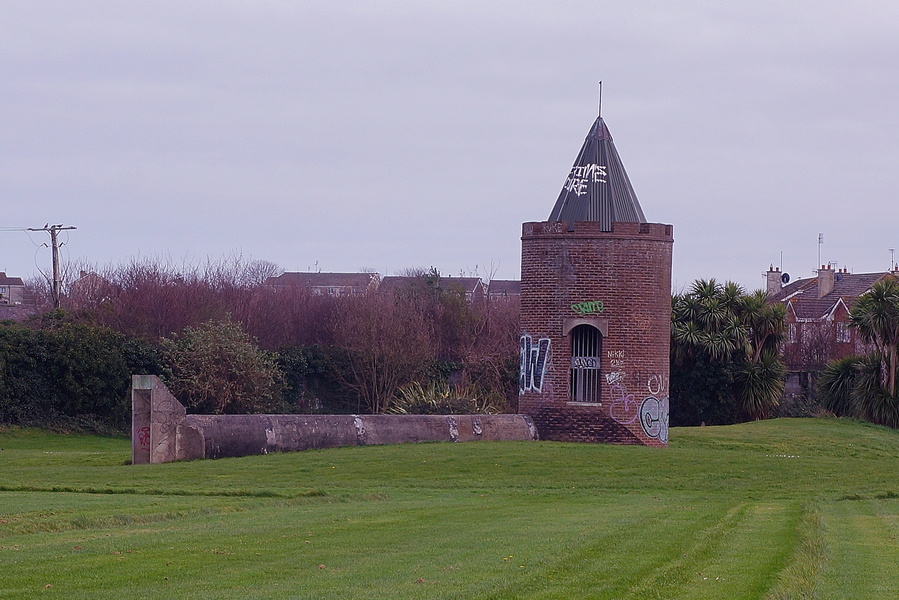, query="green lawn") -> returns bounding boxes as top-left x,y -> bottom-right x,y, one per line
0,418 -> 896,599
